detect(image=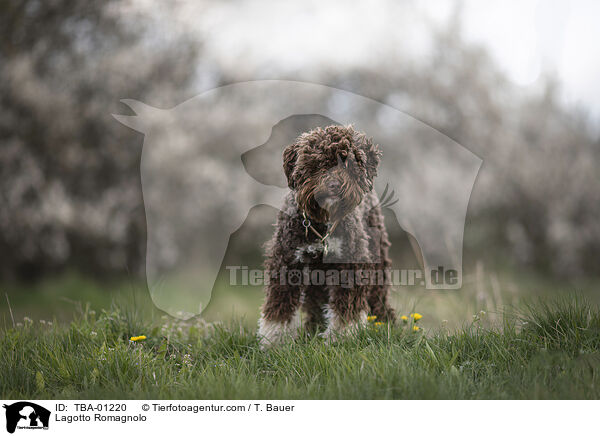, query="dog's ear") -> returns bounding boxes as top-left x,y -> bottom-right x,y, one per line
364,141 -> 381,180
283,142 -> 300,189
